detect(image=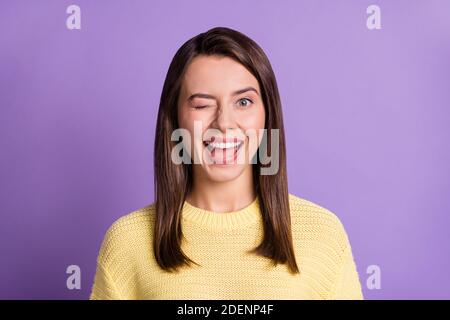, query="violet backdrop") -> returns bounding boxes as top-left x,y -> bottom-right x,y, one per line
1,0 -> 449,299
